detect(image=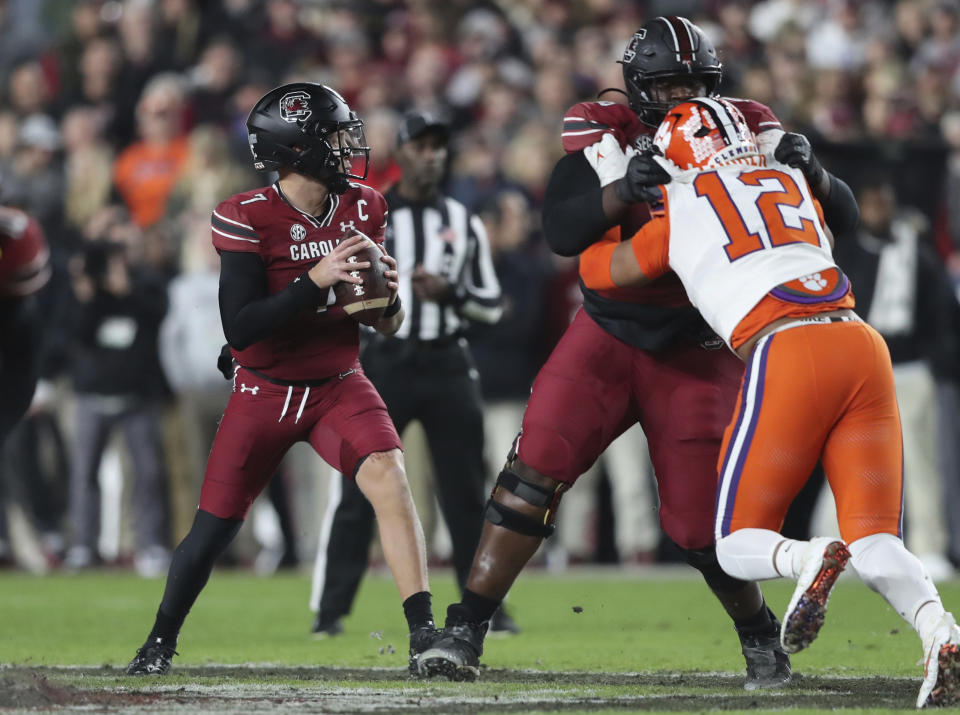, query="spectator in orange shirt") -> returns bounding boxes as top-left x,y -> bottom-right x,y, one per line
113,74 -> 189,228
